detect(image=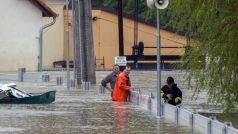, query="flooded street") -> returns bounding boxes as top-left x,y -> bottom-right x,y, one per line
0,70 -> 236,133
0,83 -> 201,134
98,70 -> 238,128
